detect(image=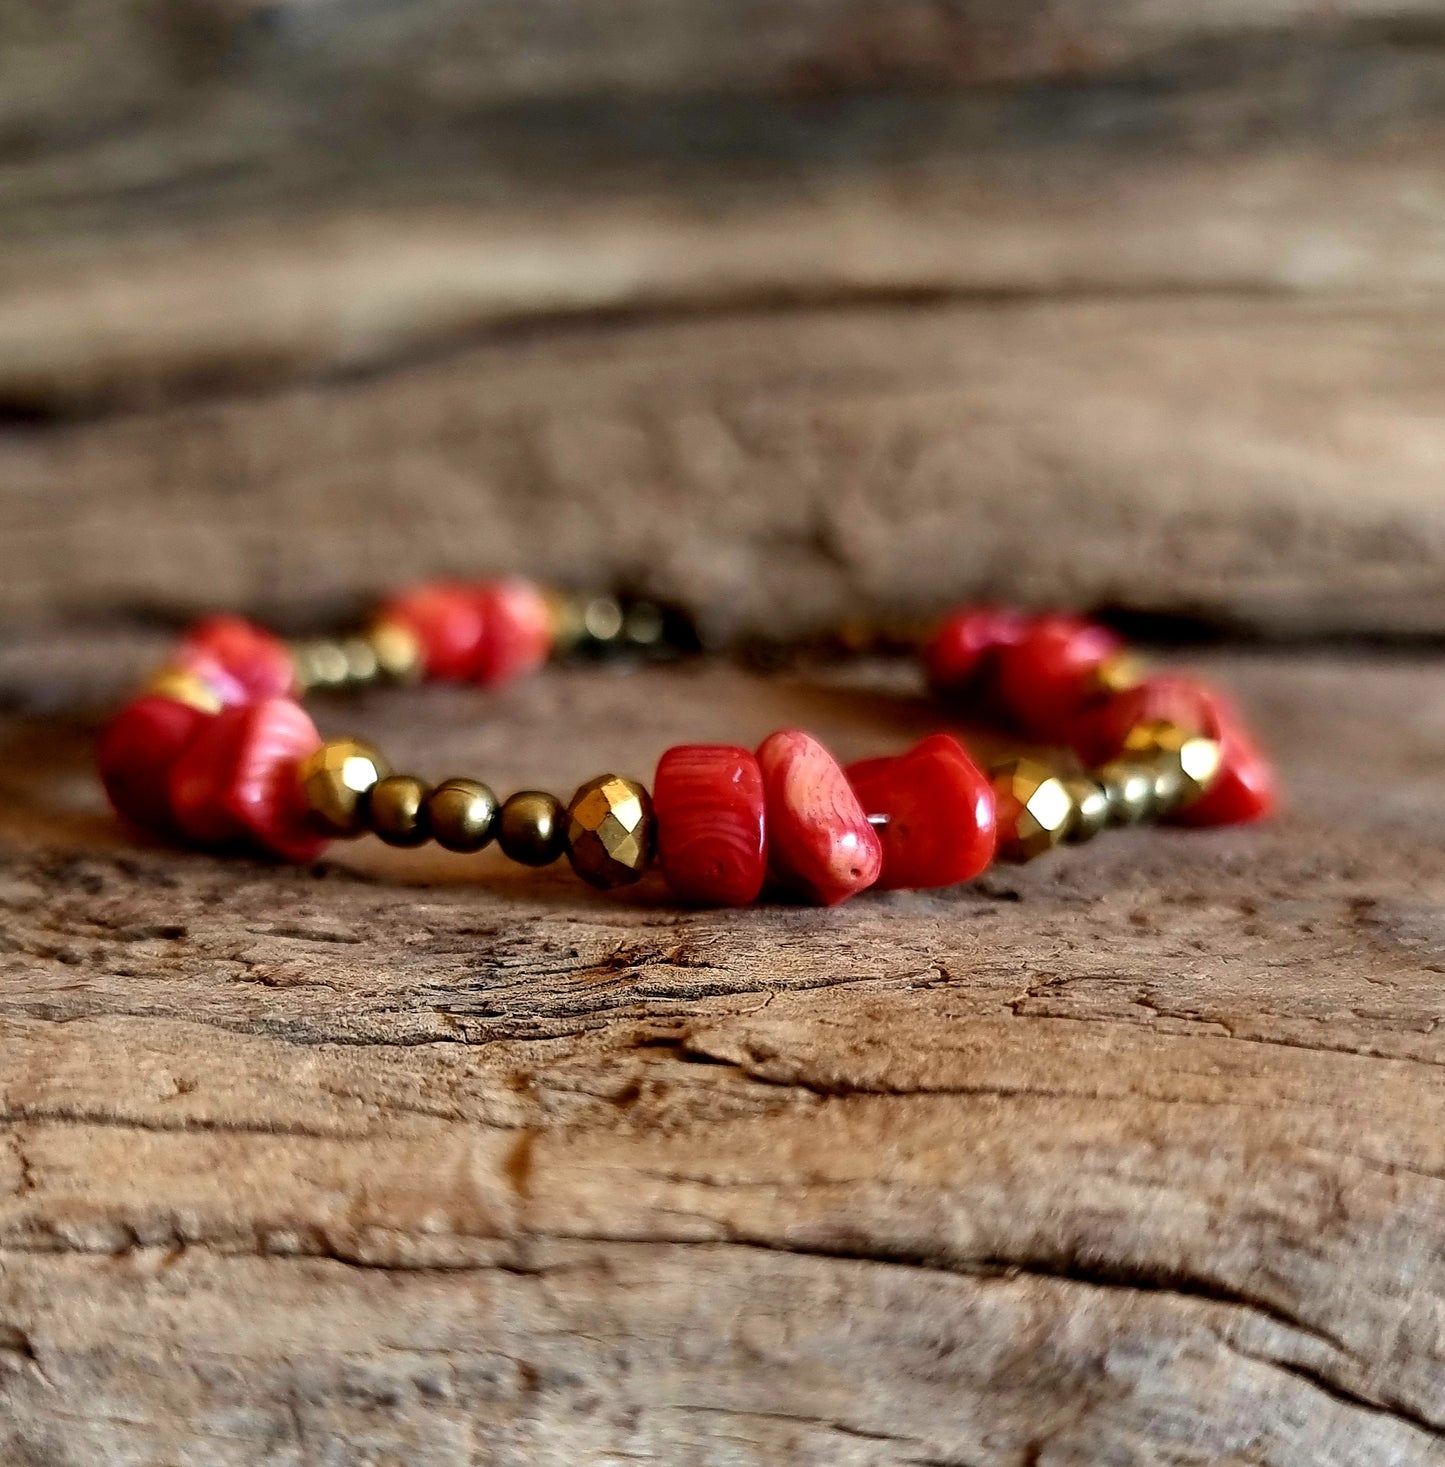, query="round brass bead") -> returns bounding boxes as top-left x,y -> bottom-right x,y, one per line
498,791 -> 567,866
1098,759 -> 1157,826
989,757 -> 1074,863
1121,720 -> 1223,811
367,774 -> 432,848
299,639 -> 351,691
143,666 -> 224,715
340,635 -> 380,685
1062,776 -> 1110,844
427,778 -> 500,853
365,618 -> 424,684
296,737 -> 390,837
565,774 -> 656,889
